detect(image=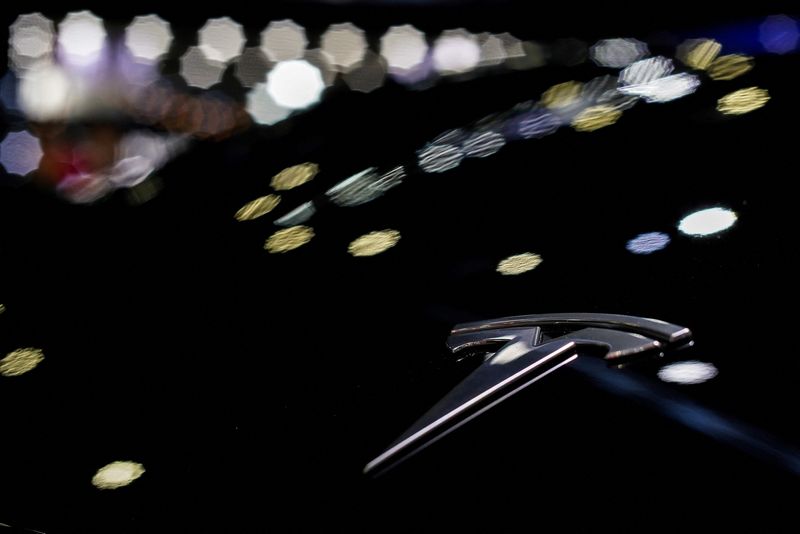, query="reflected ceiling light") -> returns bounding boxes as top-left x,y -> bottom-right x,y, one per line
235,194 -> 281,221
271,162 -> 319,190
497,253 -> 543,275
432,30 -> 481,75
235,47 -> 271,88
321,23 -> 367,72
759,15 -> 799,54
571,105 -> 622,132
658,361 -> 718,385
417,143 -> 464,173
678,207 -> 737,236
58,11 -> 106,65
479,34 -> 507,66
541,81 -> 582,109
264,226 -> 314,253
708,54 -> 754,81
180,46 -> 225,89
260,19 -> 308,63
462,131 -> 506,158
0,348 -> 44,377
18,63 -> 73,121
676,38 -> 721,70
619,73 -> 700,103
198,17 -> 245,63
246,83 -> 291,125
619,56 -> 673,86
348,229 -> 401,257
717,87 -> 770,115
266,60 -> 325,110
274,201 -> 316,227
380,24 -> 428,73
342,51 -> 387,93
91,461 -> 145,490
0,131 -> 43,176
626,232 -> 671,254
590,37 -> 648,68
125,15 -> 173,63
